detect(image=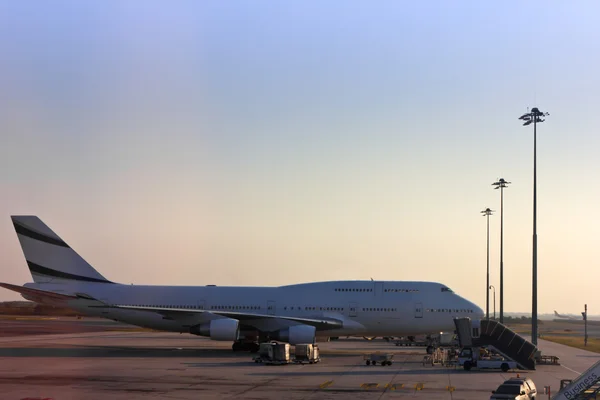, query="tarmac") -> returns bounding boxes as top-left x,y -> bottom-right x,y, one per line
0,318 -> 598,400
